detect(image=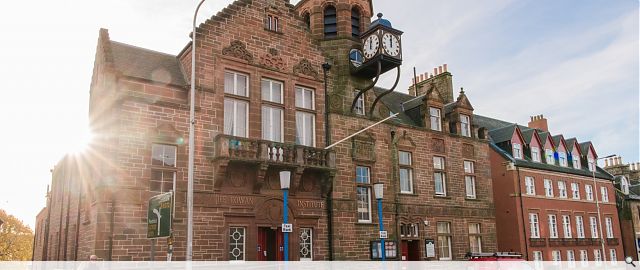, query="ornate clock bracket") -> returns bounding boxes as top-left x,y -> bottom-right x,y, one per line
350,61 -> 382,113
369,66 -> 401,116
